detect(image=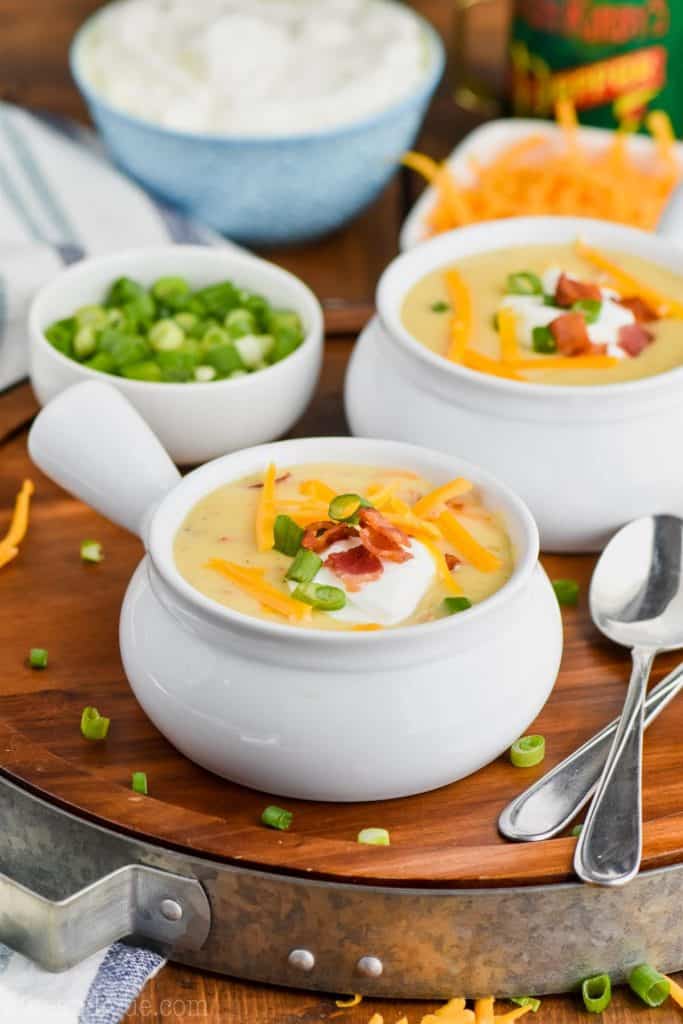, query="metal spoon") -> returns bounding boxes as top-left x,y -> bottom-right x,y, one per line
498,659 -> 683,843
574,515 -> 683,886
